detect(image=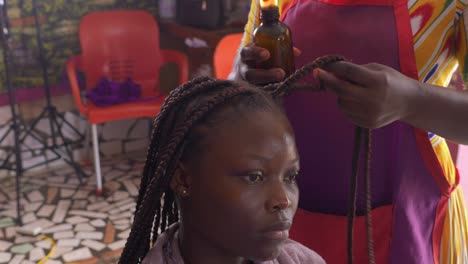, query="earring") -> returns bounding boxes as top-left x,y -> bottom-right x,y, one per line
180,189 -> 188,196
